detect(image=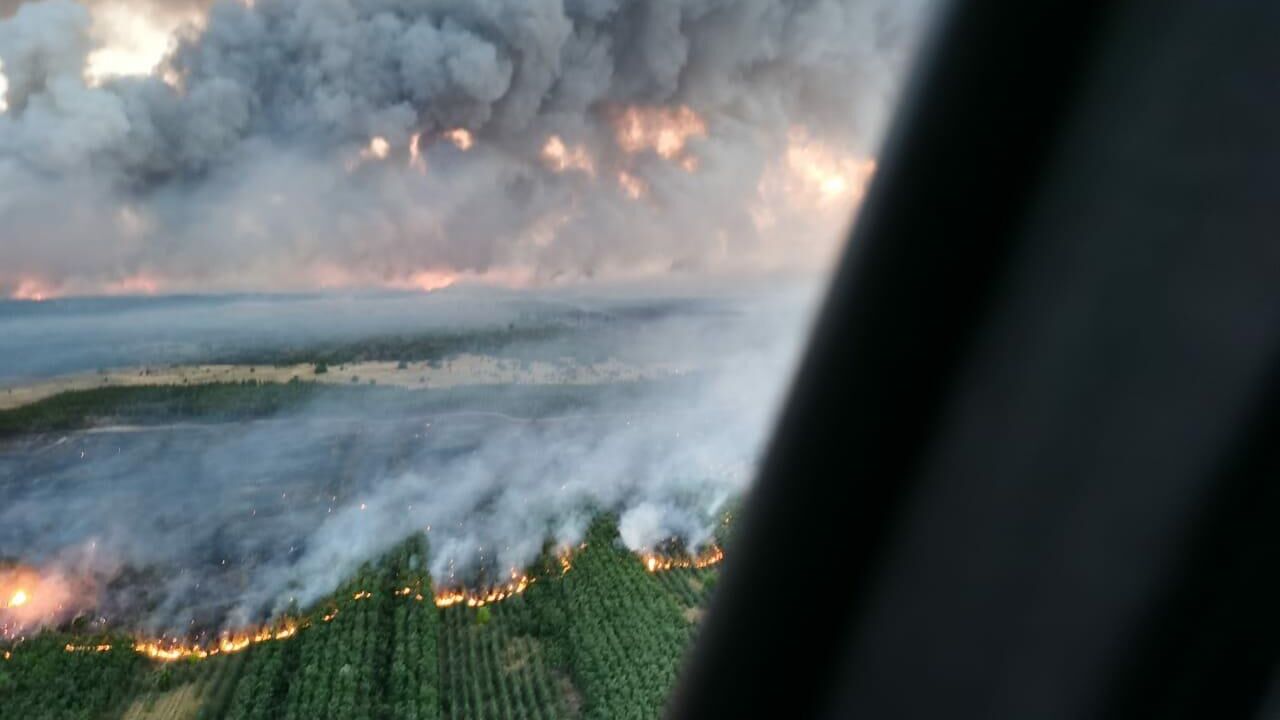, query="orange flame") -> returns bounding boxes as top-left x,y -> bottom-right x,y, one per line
65,643 -> 114,654
434,573 -> 535,609
1,566 -> 82,640
129,618 -> 305,662
639,544 -> 725,573
33,546 -> 713,664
